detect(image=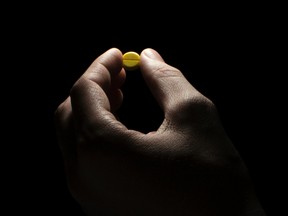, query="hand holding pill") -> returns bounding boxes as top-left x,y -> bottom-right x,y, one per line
55,48 -> 266,216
